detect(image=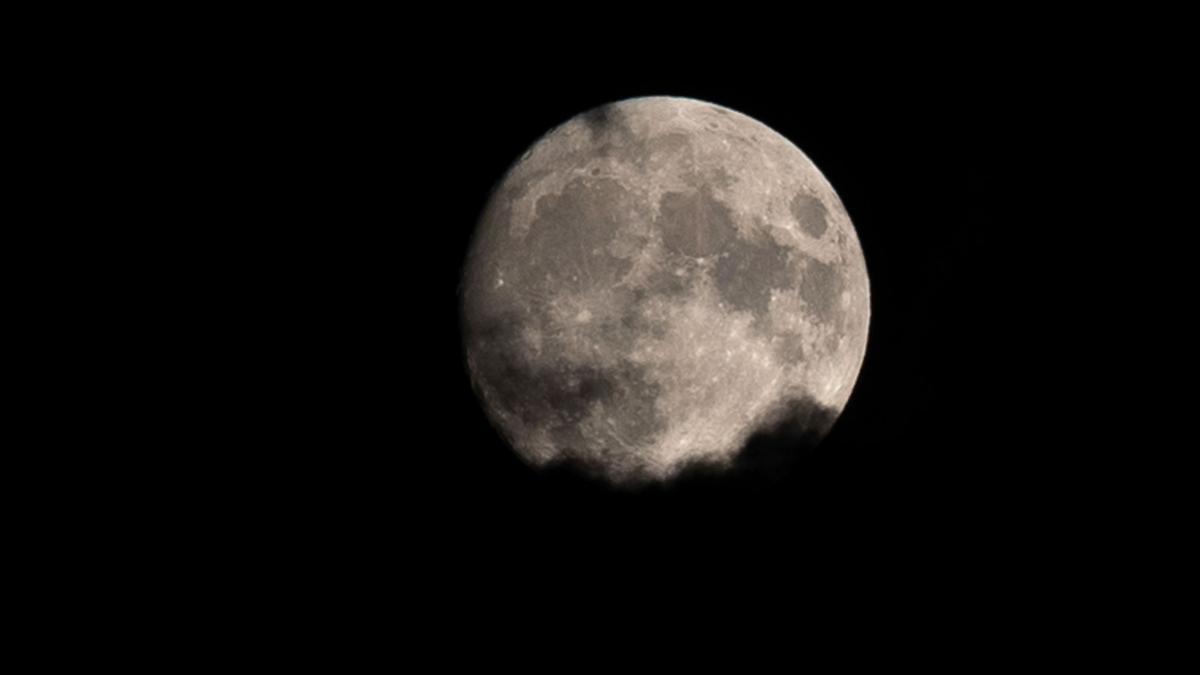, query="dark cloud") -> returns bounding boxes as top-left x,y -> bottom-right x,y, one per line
668,394 -> 839,492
